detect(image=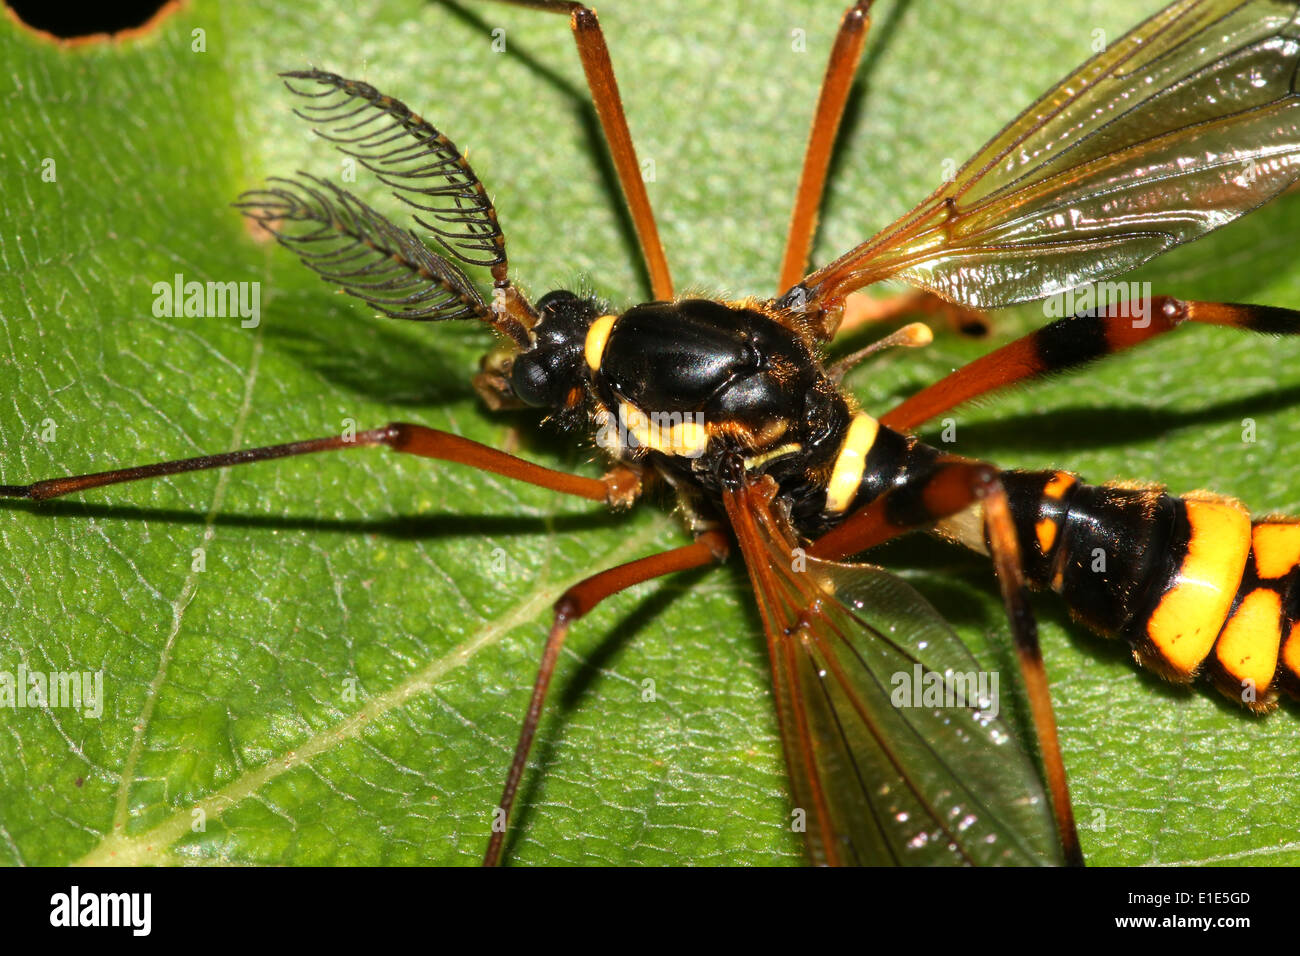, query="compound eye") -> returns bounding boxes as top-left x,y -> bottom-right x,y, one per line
508,352 -> 553,407
536,289 -> 579,314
